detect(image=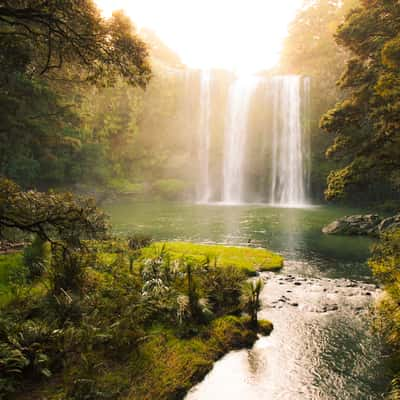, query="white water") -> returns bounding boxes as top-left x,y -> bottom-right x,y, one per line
222,77 -> 259,203
188,72 -> 311,205
197,70 -> 212,202
270,76 -> 310,206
